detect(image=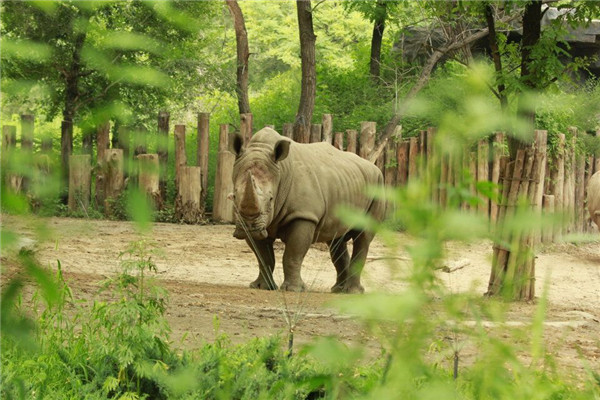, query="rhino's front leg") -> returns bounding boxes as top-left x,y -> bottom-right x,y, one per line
246,237 -> 277,290
280,220 -> 315,292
